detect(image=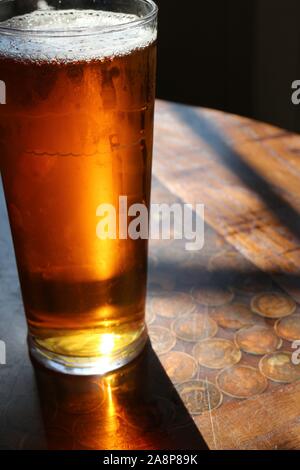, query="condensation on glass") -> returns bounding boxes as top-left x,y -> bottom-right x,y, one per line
0,0 -> 157,374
